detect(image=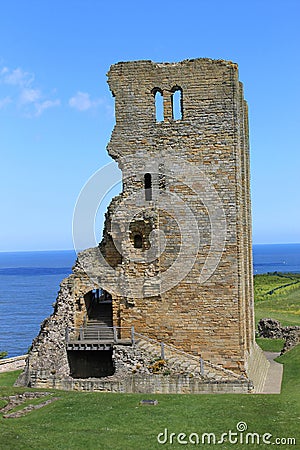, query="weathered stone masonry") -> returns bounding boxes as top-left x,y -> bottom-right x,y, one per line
16,58 -> 269,392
